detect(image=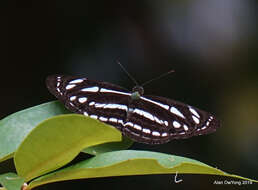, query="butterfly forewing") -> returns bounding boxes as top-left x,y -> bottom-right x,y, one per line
46,75 -> 220,144
46,75 -> 131,130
